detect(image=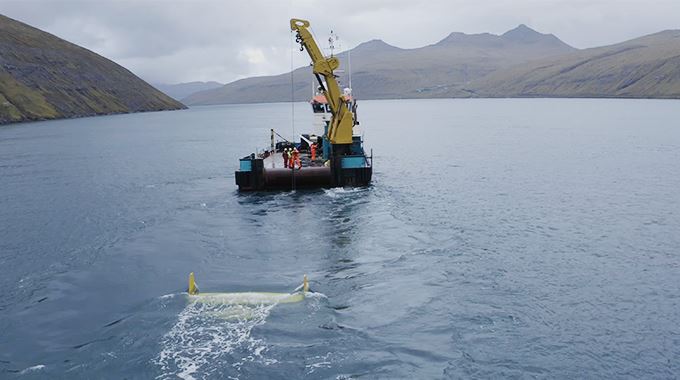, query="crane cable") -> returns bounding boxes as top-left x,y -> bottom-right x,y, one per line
290,29 -> 296,191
